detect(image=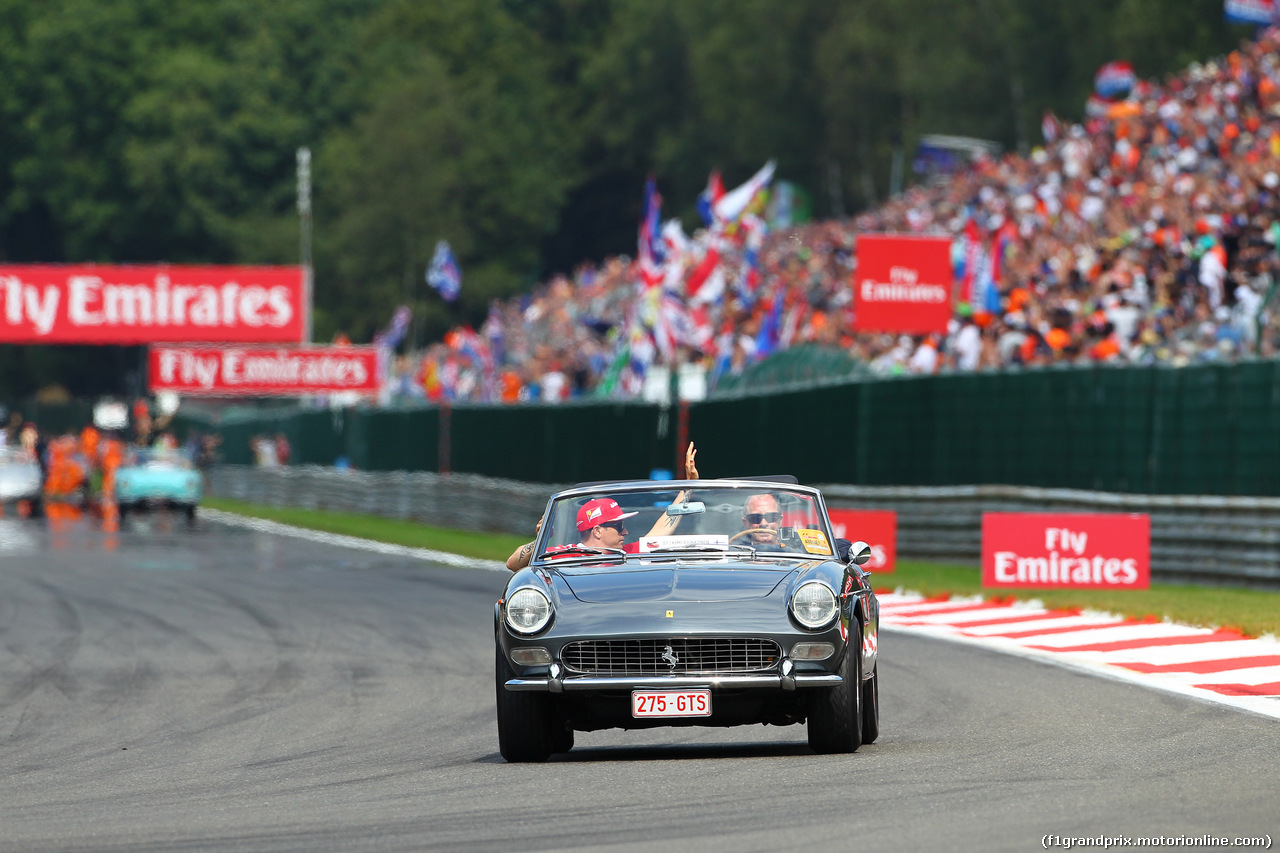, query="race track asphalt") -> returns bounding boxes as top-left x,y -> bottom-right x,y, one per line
0,515 -> 1275,853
